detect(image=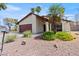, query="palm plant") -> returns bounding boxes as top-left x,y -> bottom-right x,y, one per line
48,4 -> 65,33
36,6 -> 41,14
0,3 -> 7,10
31,6 -> 41,14
31,8 -> 35,13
